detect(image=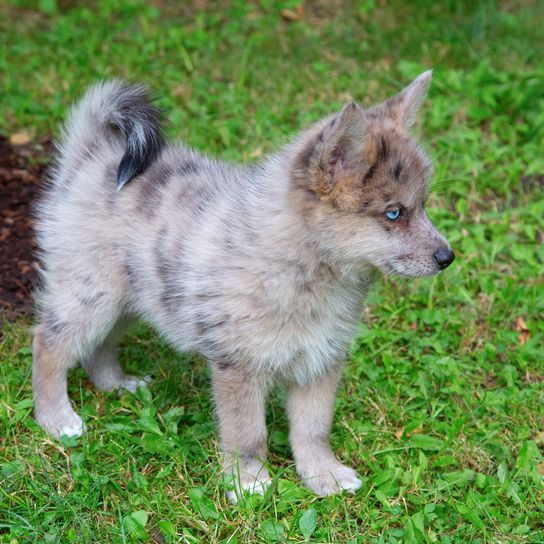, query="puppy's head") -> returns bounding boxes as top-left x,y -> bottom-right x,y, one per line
291,71 -> 454,277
